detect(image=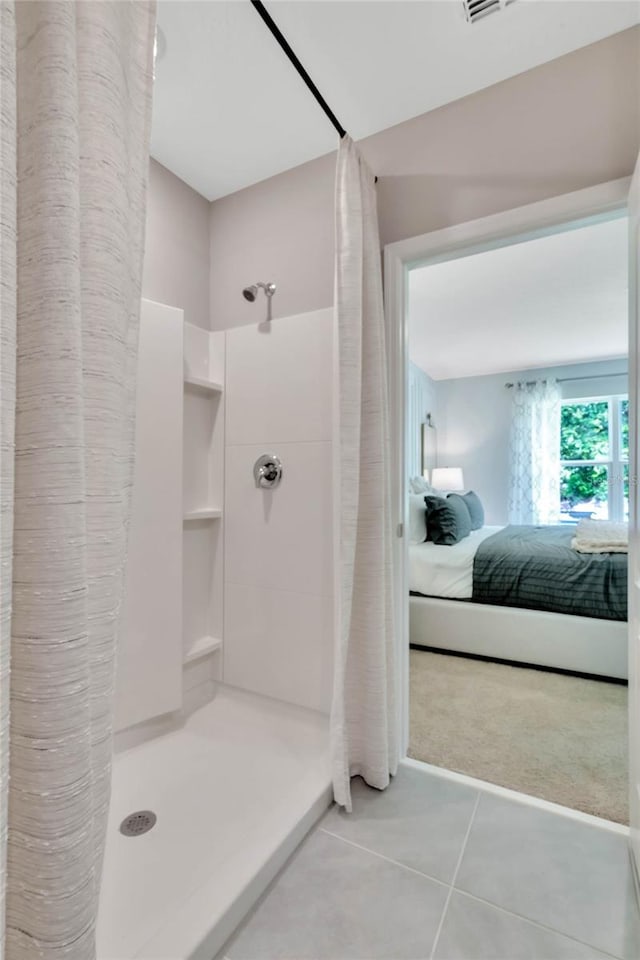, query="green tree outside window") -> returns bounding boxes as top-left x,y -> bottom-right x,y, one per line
559,397 -> 628,521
